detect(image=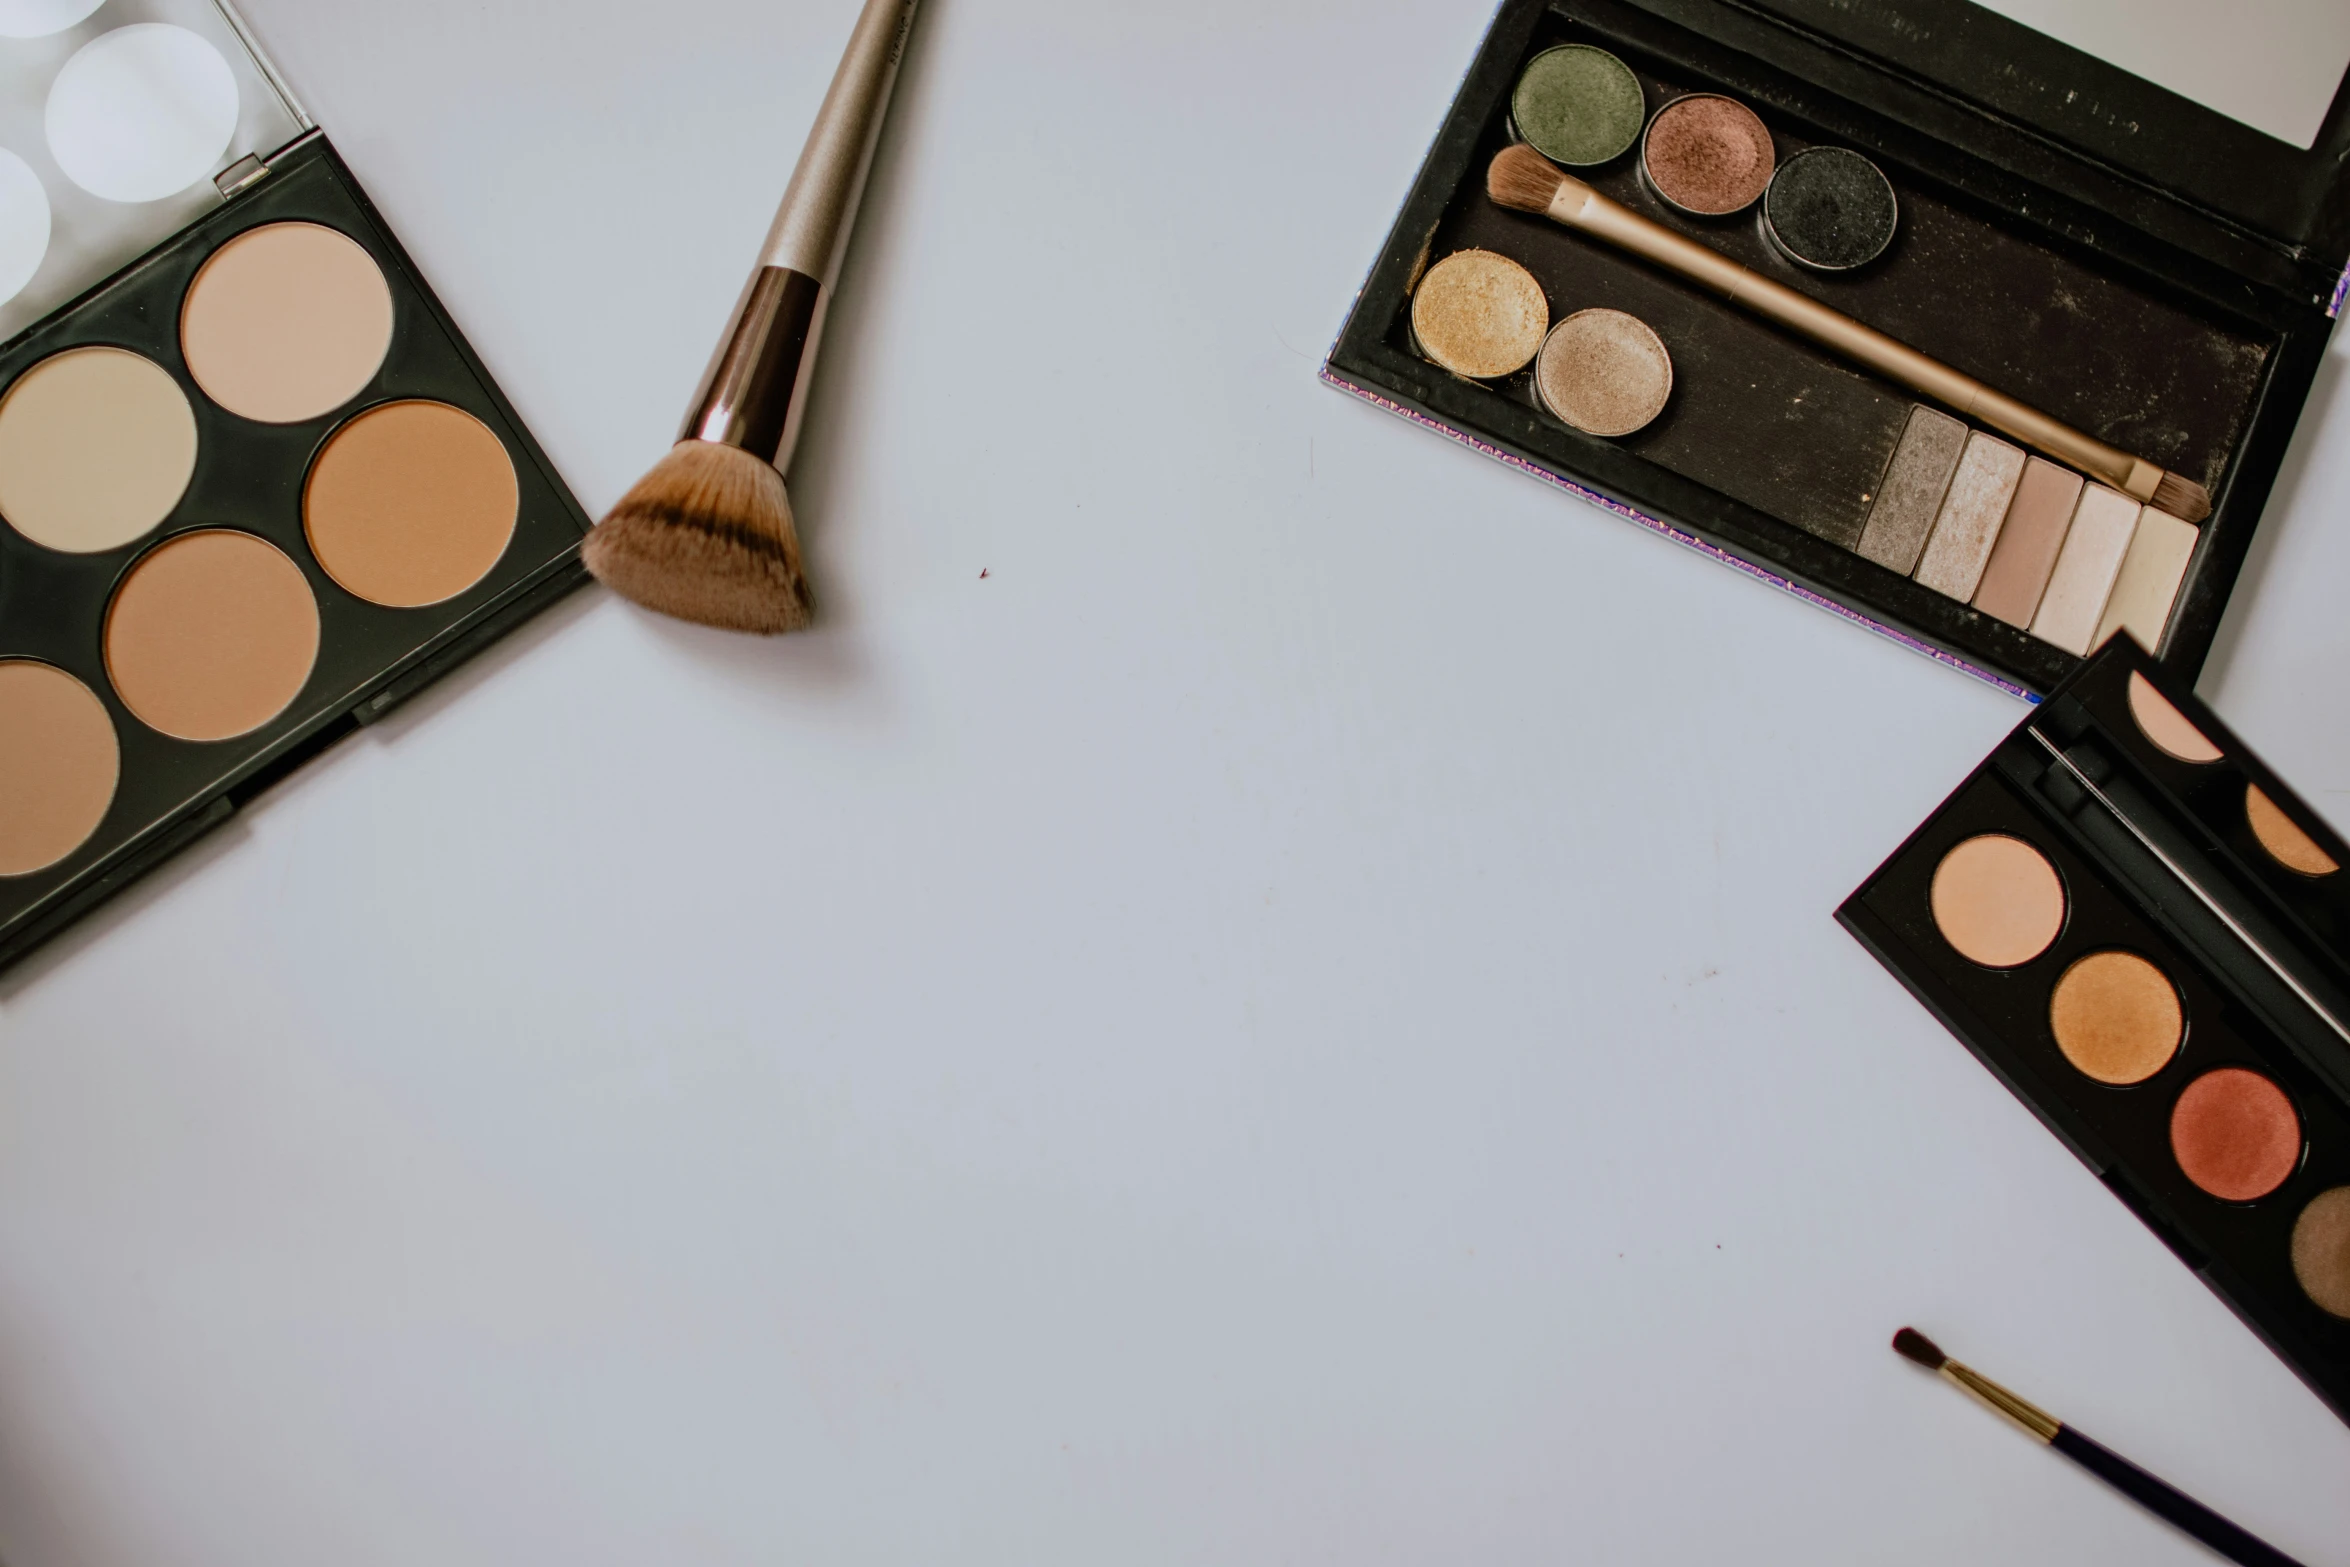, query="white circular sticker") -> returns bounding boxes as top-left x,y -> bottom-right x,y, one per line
46,24 -> 241,203
0,149 -> 52,306
0,0 -> 106,39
